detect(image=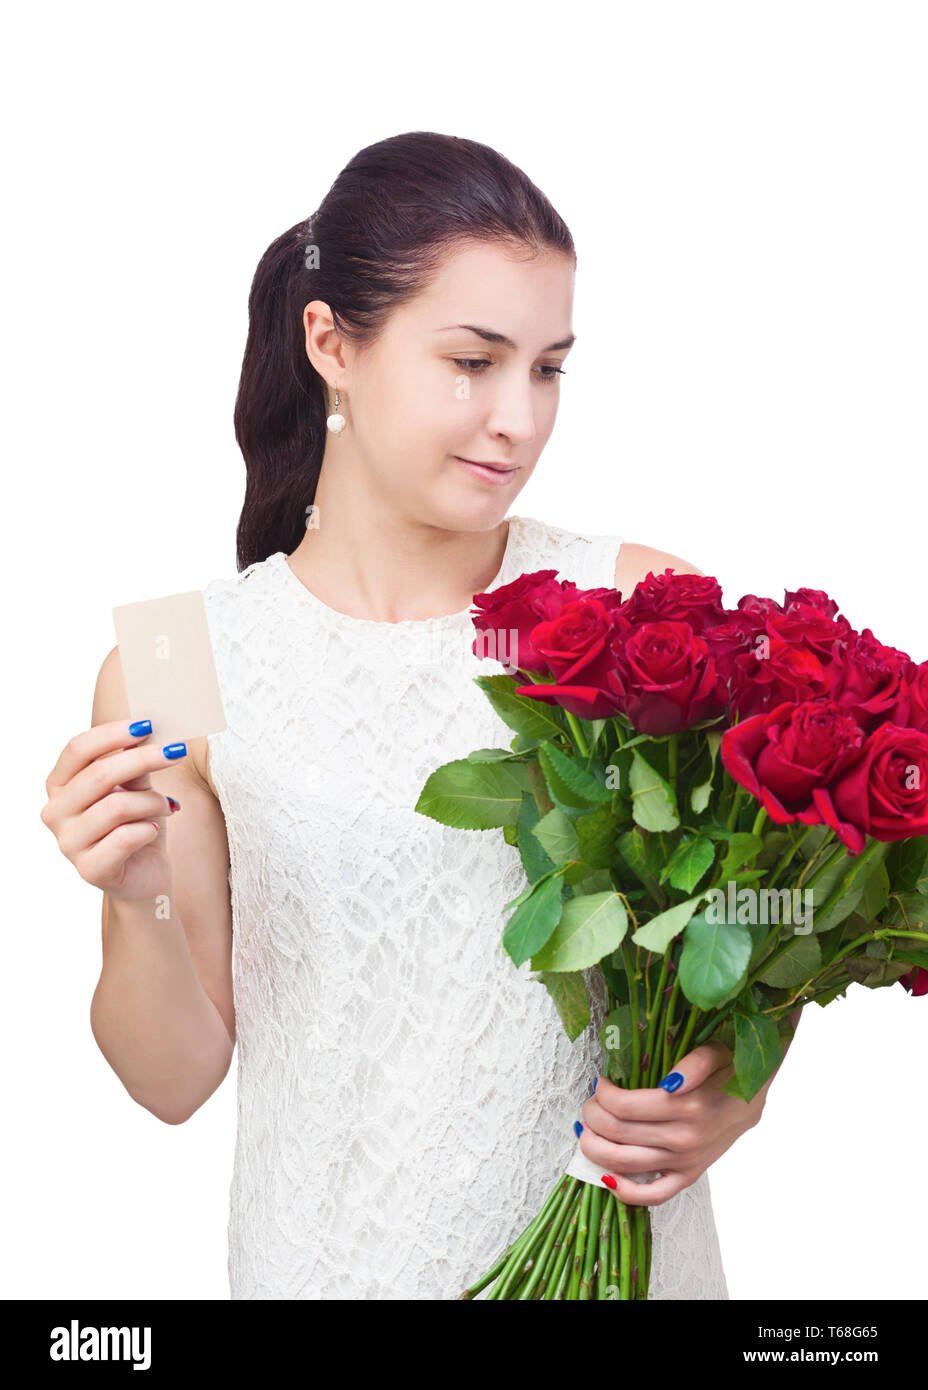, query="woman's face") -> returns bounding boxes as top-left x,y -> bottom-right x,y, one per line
310,238 -> 575,531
